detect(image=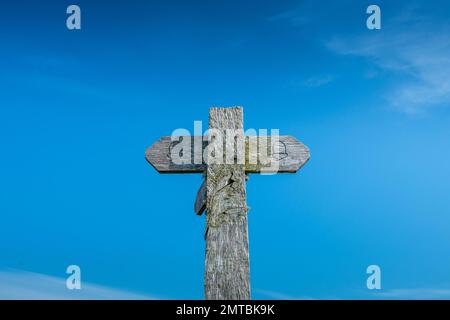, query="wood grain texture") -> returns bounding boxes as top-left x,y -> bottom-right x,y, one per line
145,136 -> 310,174
204,107 -> 250,300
